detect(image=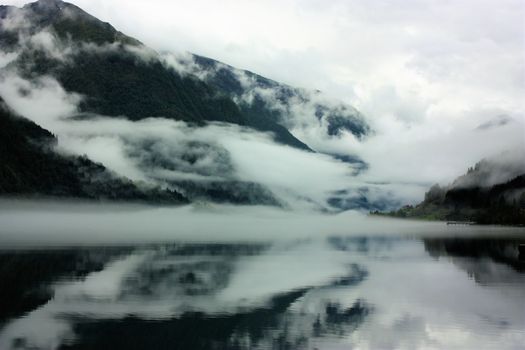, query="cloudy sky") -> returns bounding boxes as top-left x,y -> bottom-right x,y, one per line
4,0 -> 523,113
2,0 -> 525,202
